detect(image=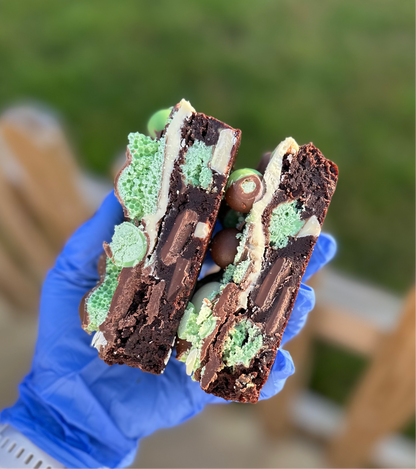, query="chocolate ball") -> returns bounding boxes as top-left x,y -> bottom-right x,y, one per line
210,228 -> 240,269
225,170 -> 264,213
